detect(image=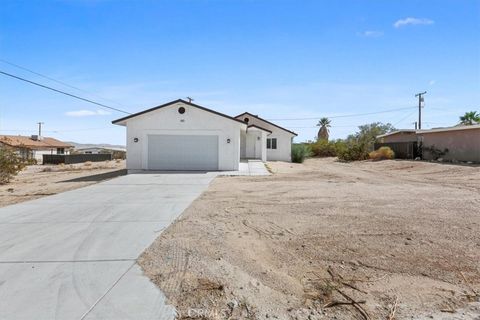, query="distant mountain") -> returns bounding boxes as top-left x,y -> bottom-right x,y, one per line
66,142 -> 126,150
